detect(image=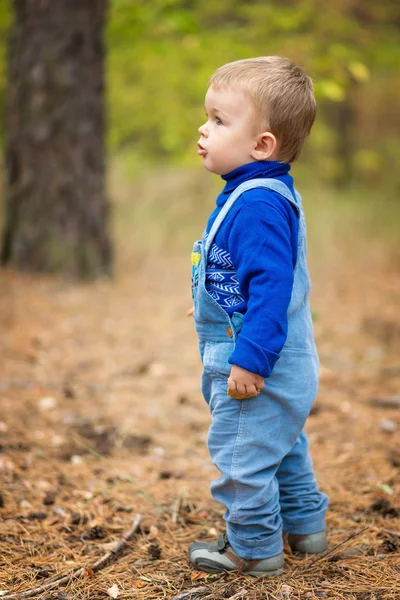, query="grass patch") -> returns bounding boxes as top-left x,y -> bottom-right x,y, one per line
109,161 -> 400,271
